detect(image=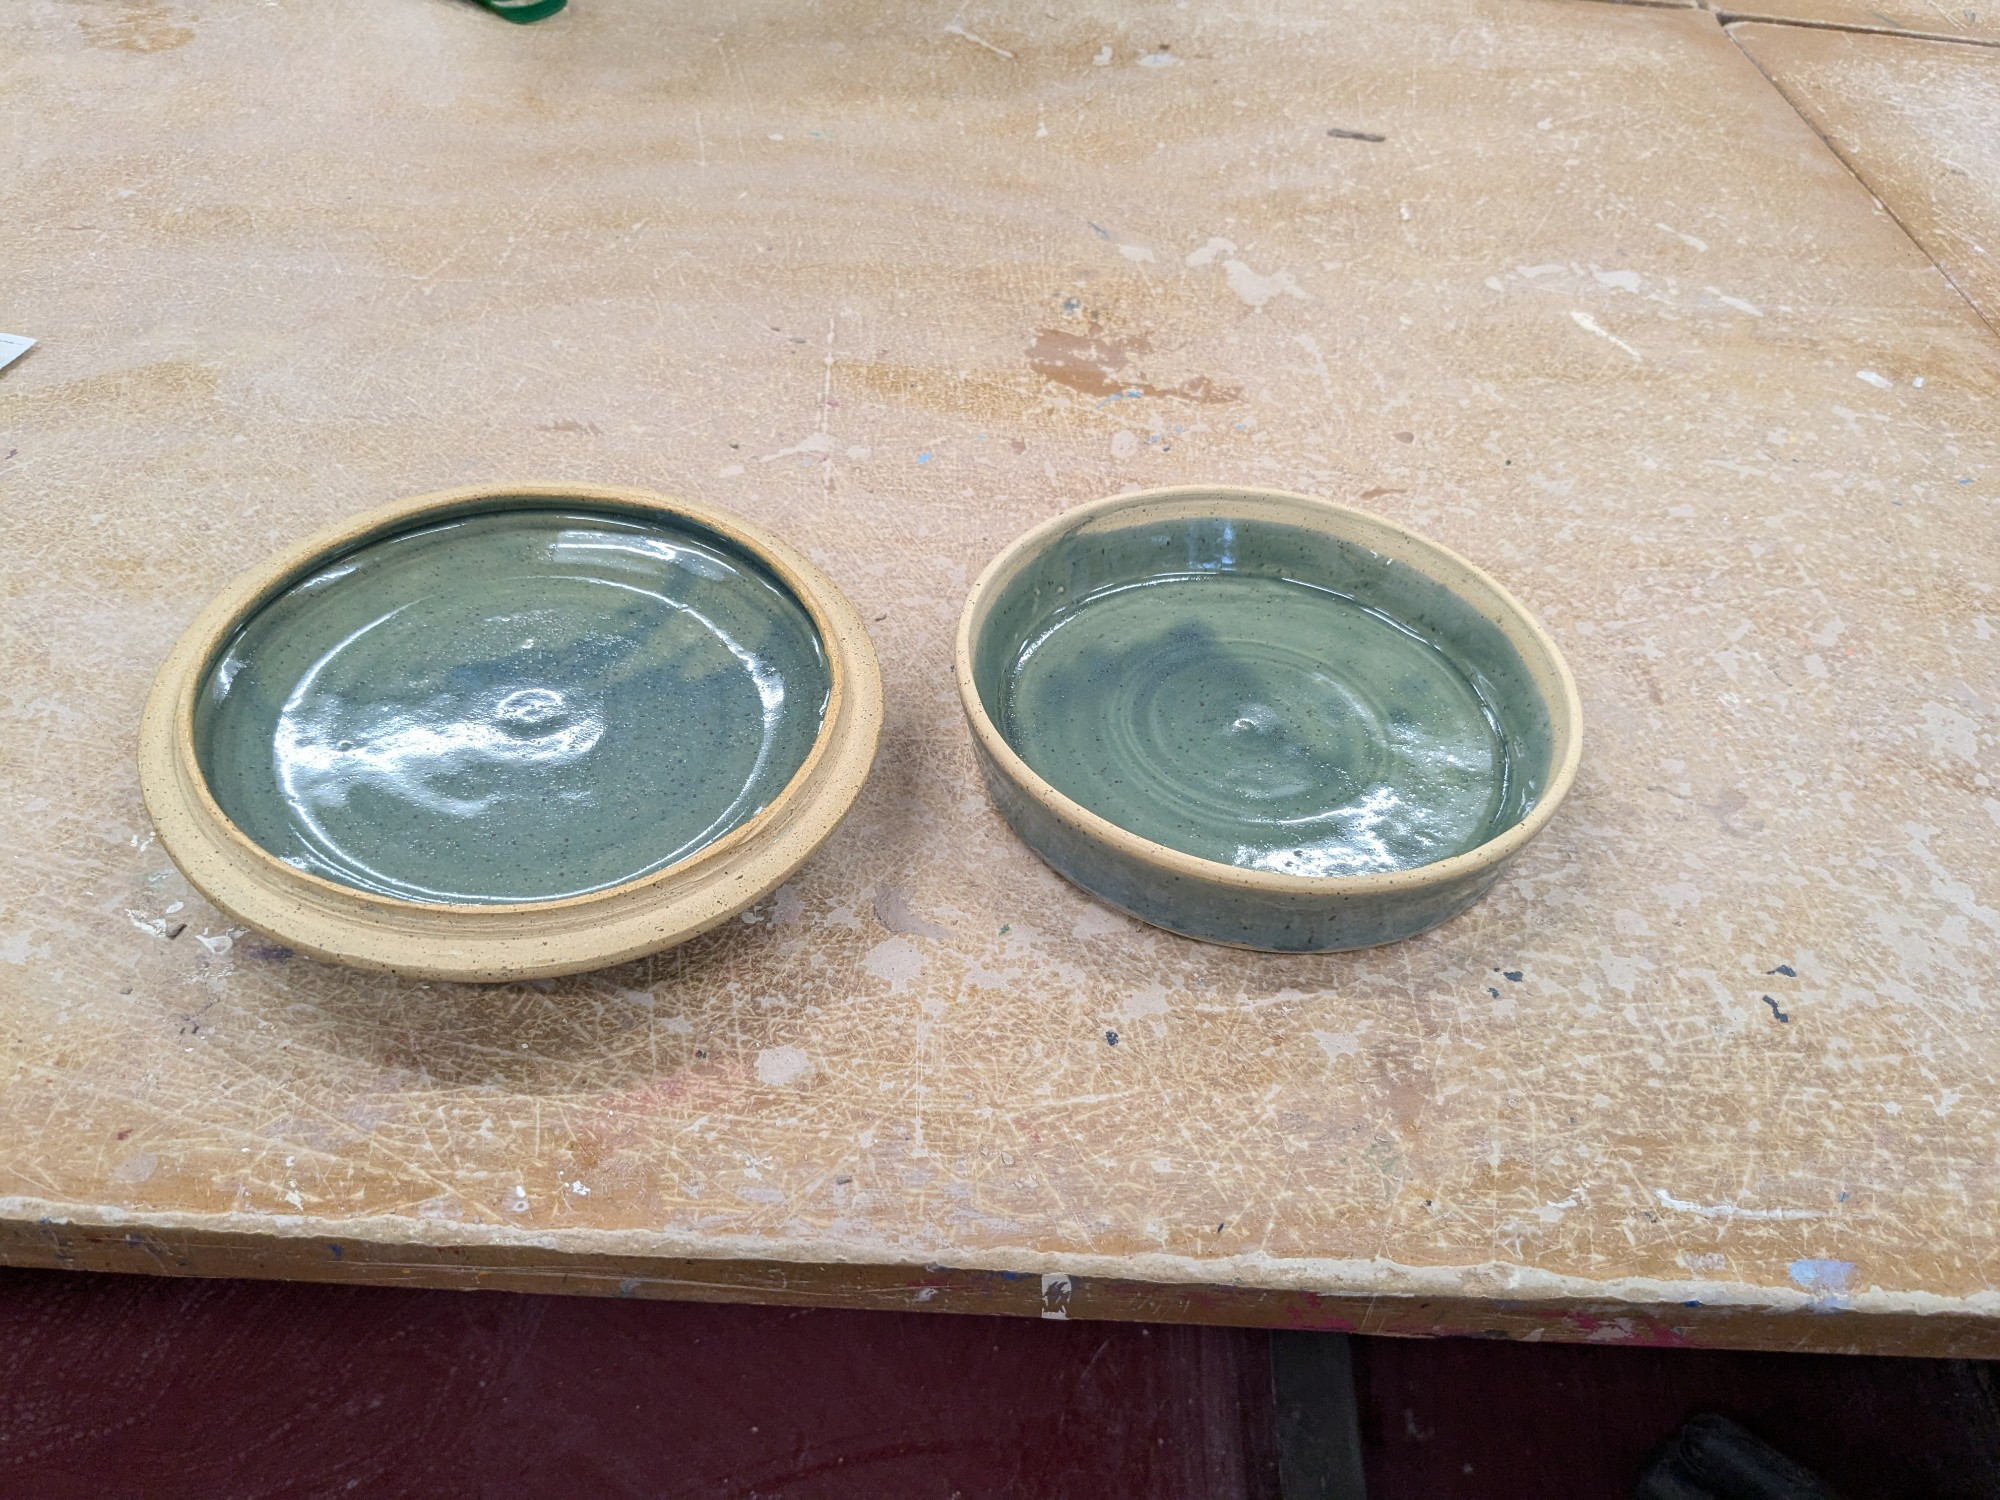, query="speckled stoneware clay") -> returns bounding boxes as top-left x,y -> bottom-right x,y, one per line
140,484 -> 883,981
956,486 -> 1581,951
